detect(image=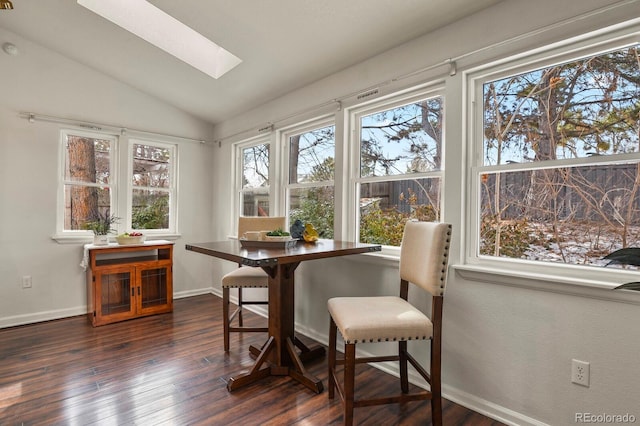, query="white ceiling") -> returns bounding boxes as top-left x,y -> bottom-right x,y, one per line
0,0 -> 504,125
